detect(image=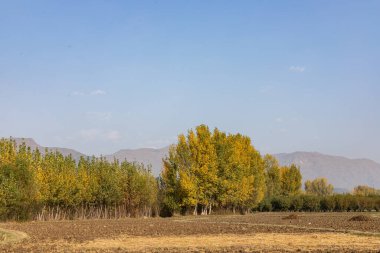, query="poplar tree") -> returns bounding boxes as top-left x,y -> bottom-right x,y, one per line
305,177 -> 334,196
263,154 -> 281,198
280,164 -> 302,196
